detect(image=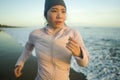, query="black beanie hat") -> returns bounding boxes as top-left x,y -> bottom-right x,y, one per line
44,0 -> 66,19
